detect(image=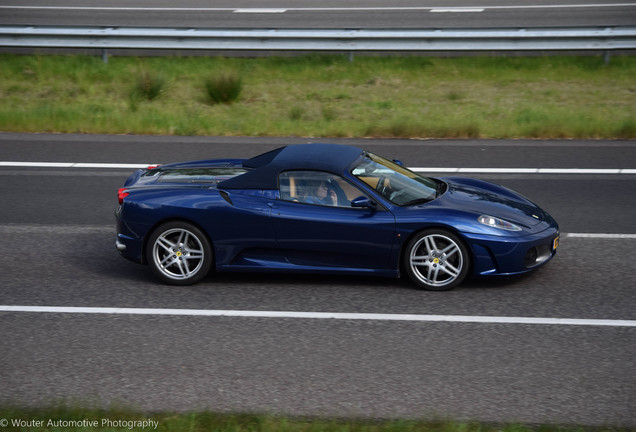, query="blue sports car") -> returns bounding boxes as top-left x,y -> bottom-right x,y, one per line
116,143 -> 559,290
